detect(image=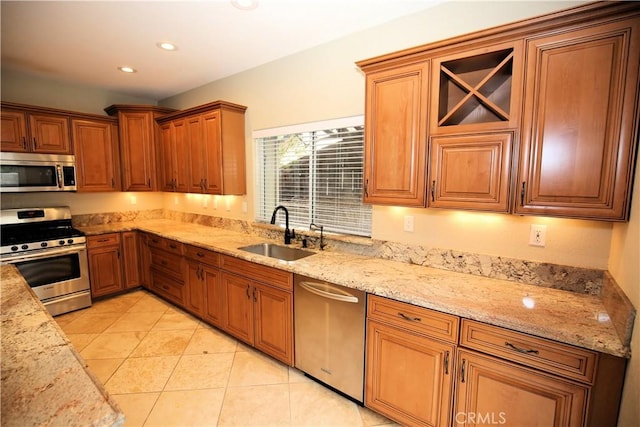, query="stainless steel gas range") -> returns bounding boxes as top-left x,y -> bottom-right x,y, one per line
0,206 -> 91,316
